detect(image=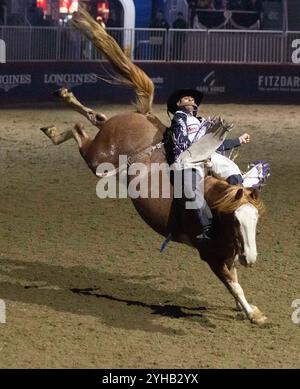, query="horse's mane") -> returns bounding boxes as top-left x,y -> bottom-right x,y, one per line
71,9 -> 154,115
208,178 -> 264,214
